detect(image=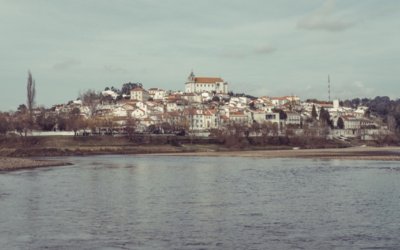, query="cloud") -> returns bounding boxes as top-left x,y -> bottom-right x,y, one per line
103,65 -> 128,74
254,45 -> 276,55
220,51 -> 247,59
334,81 -> 375,99
52,59 -> 81,70
297,0 -> 354,32
352,81 -> 374,95
221,44 -> 276,59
